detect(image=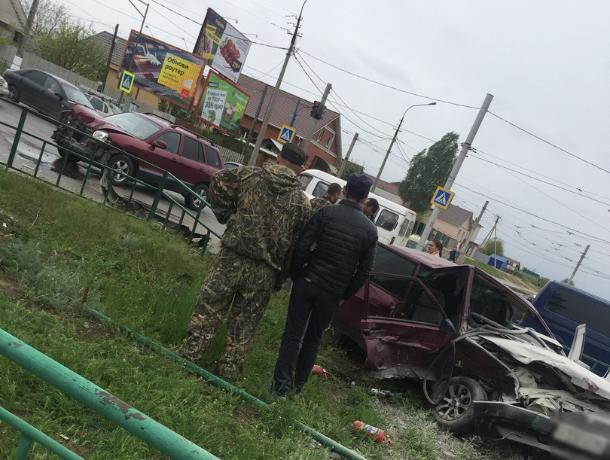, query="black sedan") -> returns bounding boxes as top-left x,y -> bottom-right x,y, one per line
3,69 -> 94,120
